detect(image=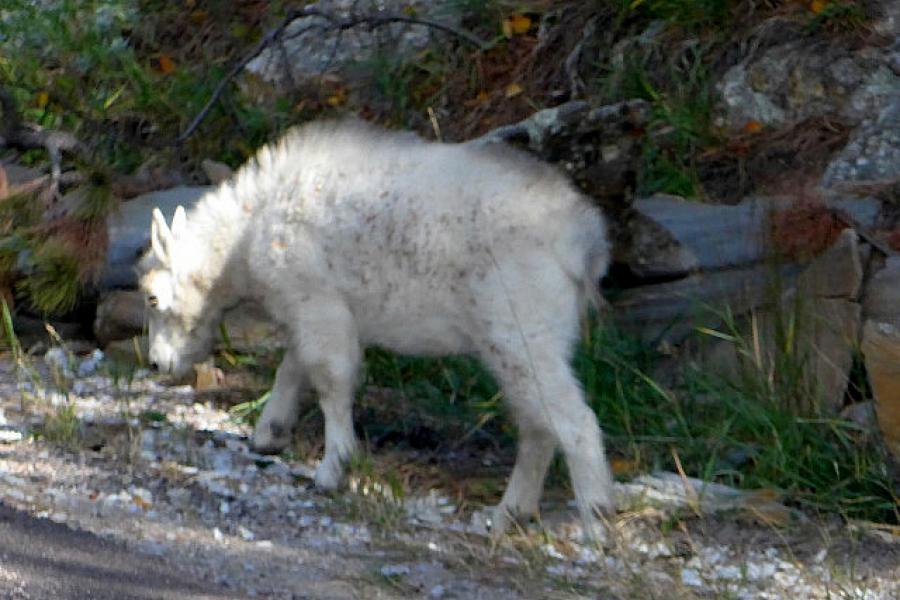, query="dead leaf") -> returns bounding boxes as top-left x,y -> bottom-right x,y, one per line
194,359 -> 224,391
503,14 -> 532,38
465,90 -> 491,107
326,87 -> 347,107
848,520 -> 900,543
809,0 -> 828,14
610,456 -> 640,476
742,503 -> 793,527
504,82 -> 524,98
35,91 -> 49,109
158,54 -> 176,75
190,10 -> 208,24
132,495 -> 152,510
743,120 -> 763,134
743,487 -> 782,503
0,164 -> 7,200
